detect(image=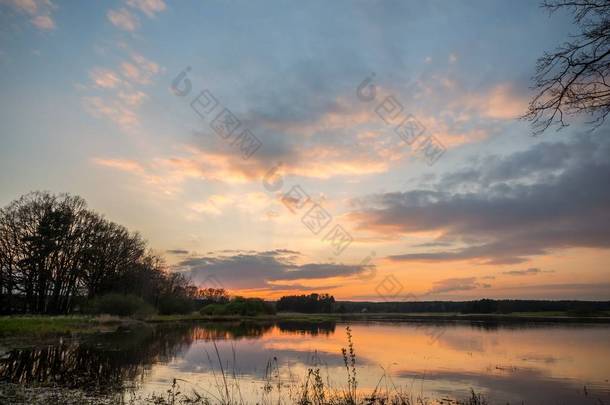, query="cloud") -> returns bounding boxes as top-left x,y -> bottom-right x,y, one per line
107,0 -> 166,32
381,73 -> 527,157
428,277 -> 490,294
502,268 -> 554,276
241,83 -> 486,174
89,68 -> 122,89
171,64 -> 506,183
459,83 -> 528,120
91,158 -> 144,174
88,60 -> 548,188
31,14 -> 53,29
92,152 -> 278,198
126,0 -> 165,17
121,53 -> 160,84
3,0 -> 38,14
90,62 -> 528,189
493,282 -> 610,293
84,97 -> 139,130
350,132 -> 610,265
91,156 -> 184,196
1,0 -> 56,30
84,53 -> 162,133
188,192 -> 271,218
175,250 -> 373,290
118,90 -> 147,106
107,8 -> 139,31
